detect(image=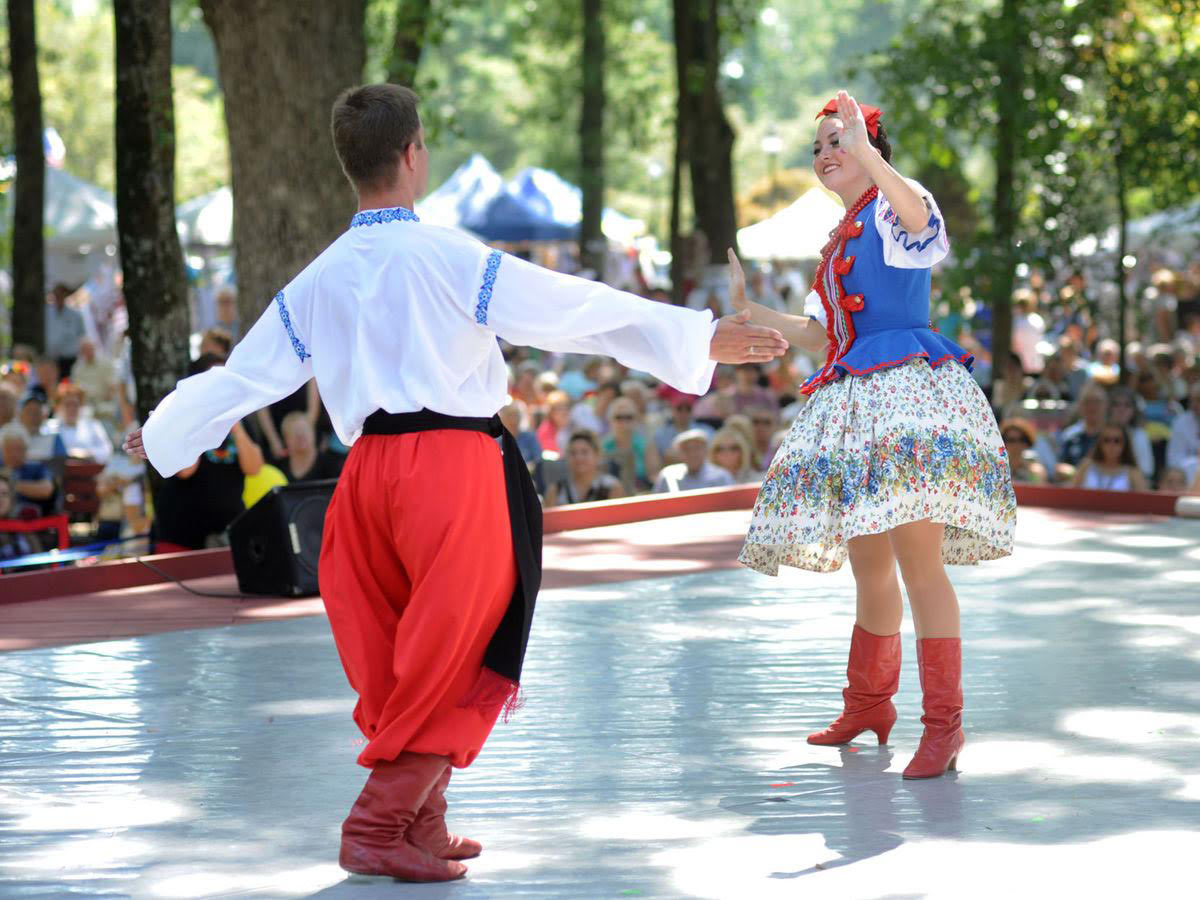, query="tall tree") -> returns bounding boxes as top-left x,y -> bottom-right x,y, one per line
7,0 -> 45,353
113,0 -> 191,424
200,0 -> 366,333
387,0 -> 432,86
668,0 -> 694,305
579,0 -> 606,277
676,0 -> 738,267
987,0 -> 1024,385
